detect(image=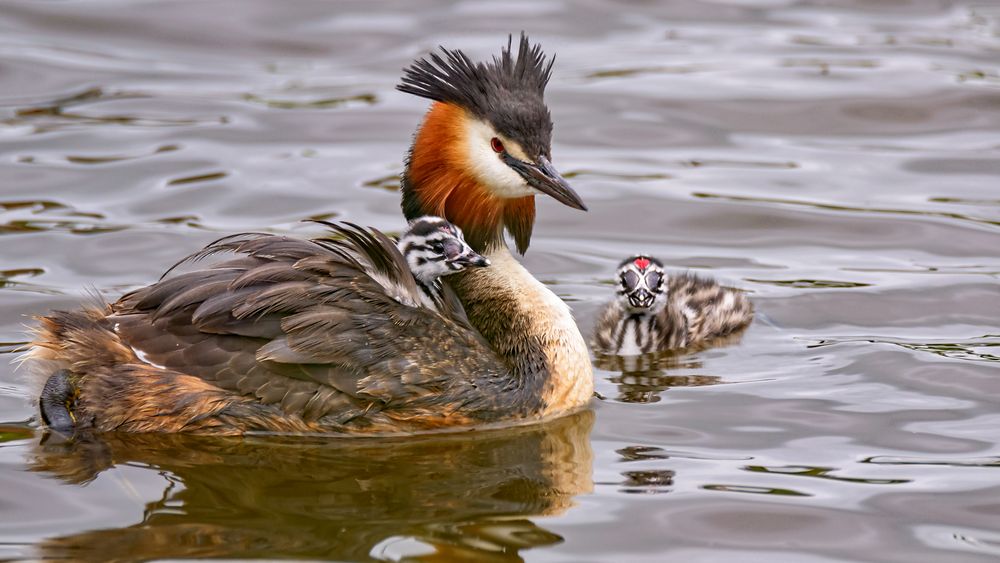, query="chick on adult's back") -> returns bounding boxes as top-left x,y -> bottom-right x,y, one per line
33,217 -> 491,434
